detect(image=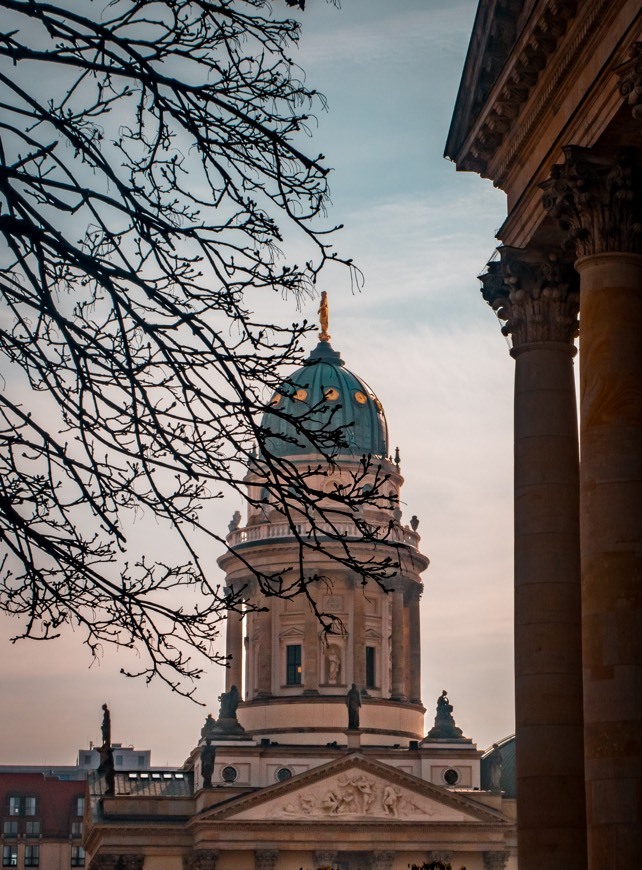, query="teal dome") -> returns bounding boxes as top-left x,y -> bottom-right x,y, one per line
261,341 -> 388,459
